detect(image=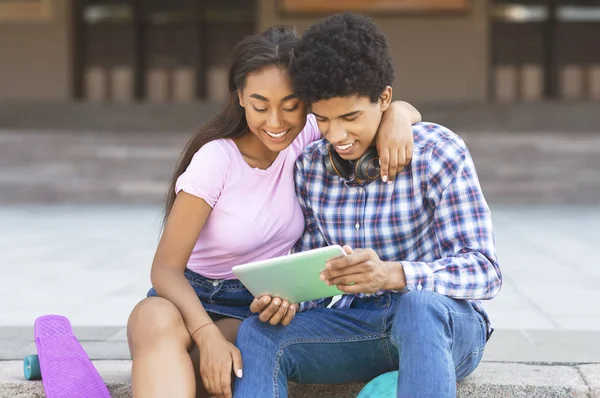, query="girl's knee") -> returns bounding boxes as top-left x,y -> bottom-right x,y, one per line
128,297 -> 188,346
